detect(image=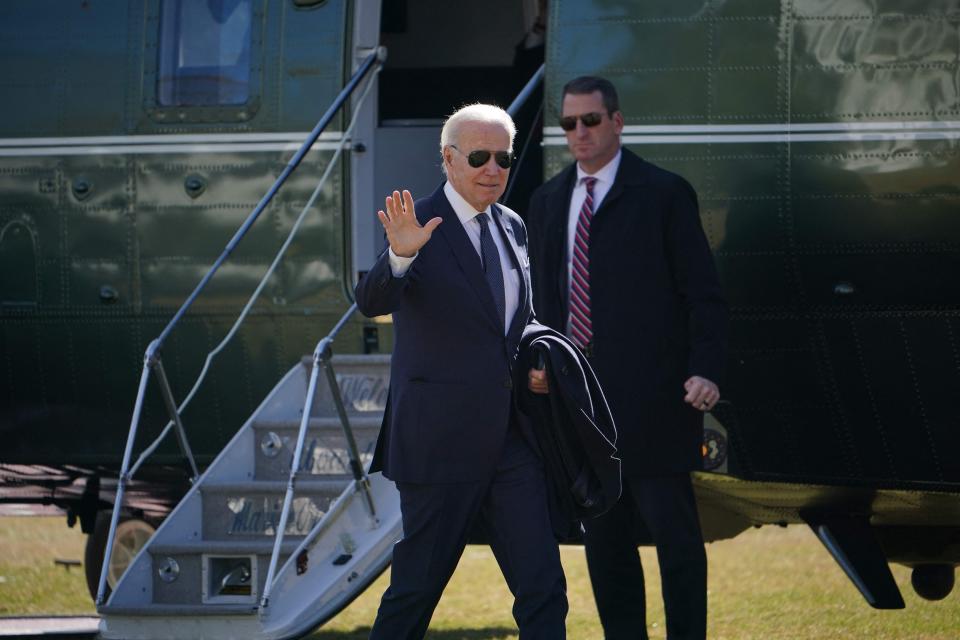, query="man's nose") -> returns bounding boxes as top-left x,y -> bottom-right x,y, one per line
482,157 -> 501,173
575,119 -> 590,136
